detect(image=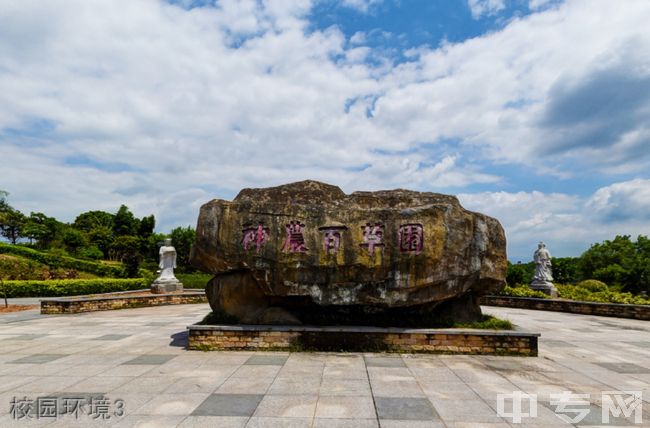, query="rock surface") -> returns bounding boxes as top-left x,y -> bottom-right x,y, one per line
191,180 -> 506,326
